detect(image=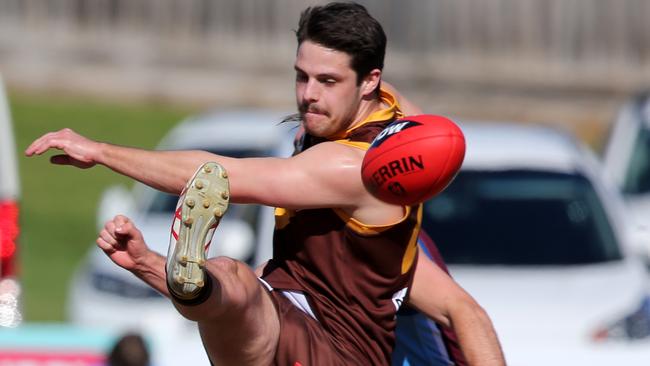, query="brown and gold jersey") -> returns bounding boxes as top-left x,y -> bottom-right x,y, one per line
262,89 -> 422,365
